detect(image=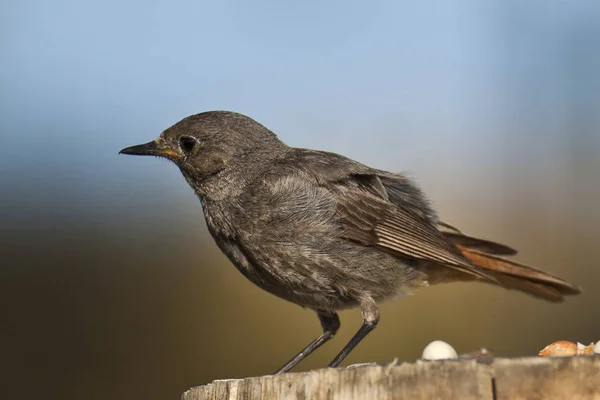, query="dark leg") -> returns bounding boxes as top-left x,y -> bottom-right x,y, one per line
274,311 -> 340,374
328,297 -> 380,368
